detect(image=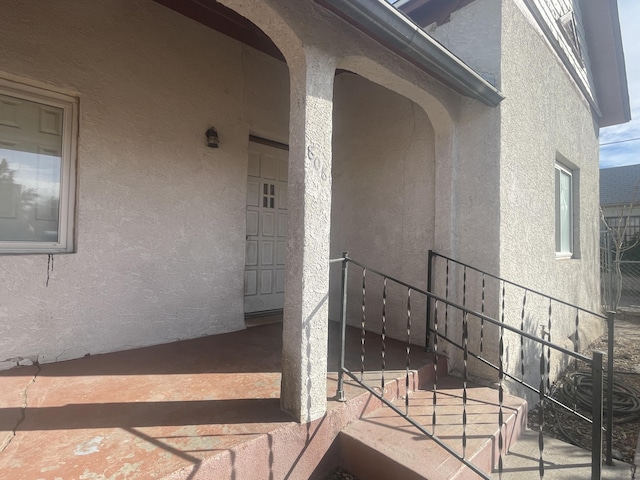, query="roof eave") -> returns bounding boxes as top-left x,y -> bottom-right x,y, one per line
581,0 -> 631,128
313,0 -> 504,107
